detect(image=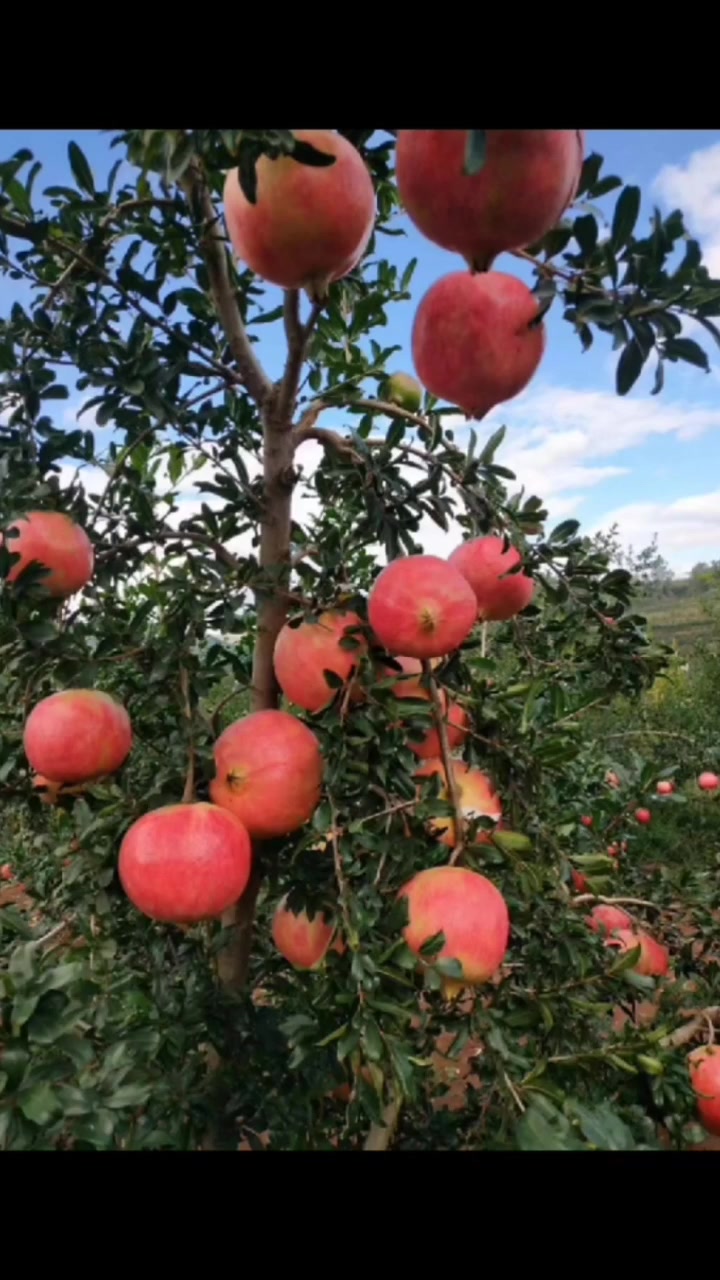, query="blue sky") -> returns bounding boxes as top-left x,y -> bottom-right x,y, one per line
2,129 -> 720,573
